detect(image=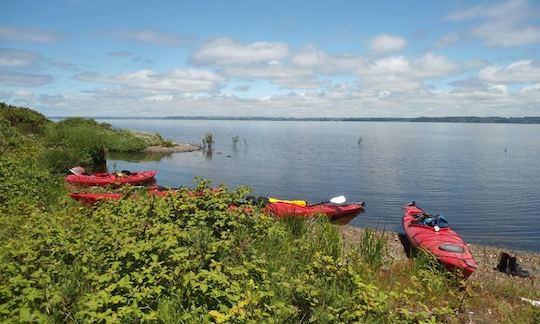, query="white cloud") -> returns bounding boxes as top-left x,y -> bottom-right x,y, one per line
0,71 -> 53,86
111,29 -> 183,47
446,0 -> 527,21
414,53 -> 459,77
233,85 -> 251,92
190,37 -> 289,66
2,29 -> 535,118
446,0 -> 540,47
13,89 -> 34,98
473,22 -> 540,47
291,46 -> 363,74
12,81 -> 540,118
75,69 -> 225,93
0,48 -> 41,68
520,83 -> 540,93
356,54 -> 459,93
193,43 -> 363,88
368,56 -> 411,75
370,34 -> 407,53
0,25 -> 62,43
435,32 -> 460,48
478,60 -> 540,83
223,62 -> 320,89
